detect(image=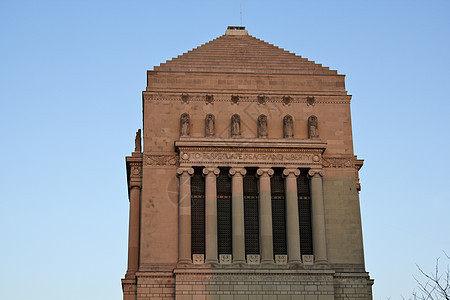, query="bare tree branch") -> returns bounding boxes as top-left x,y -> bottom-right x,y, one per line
411,253 -> 450,300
